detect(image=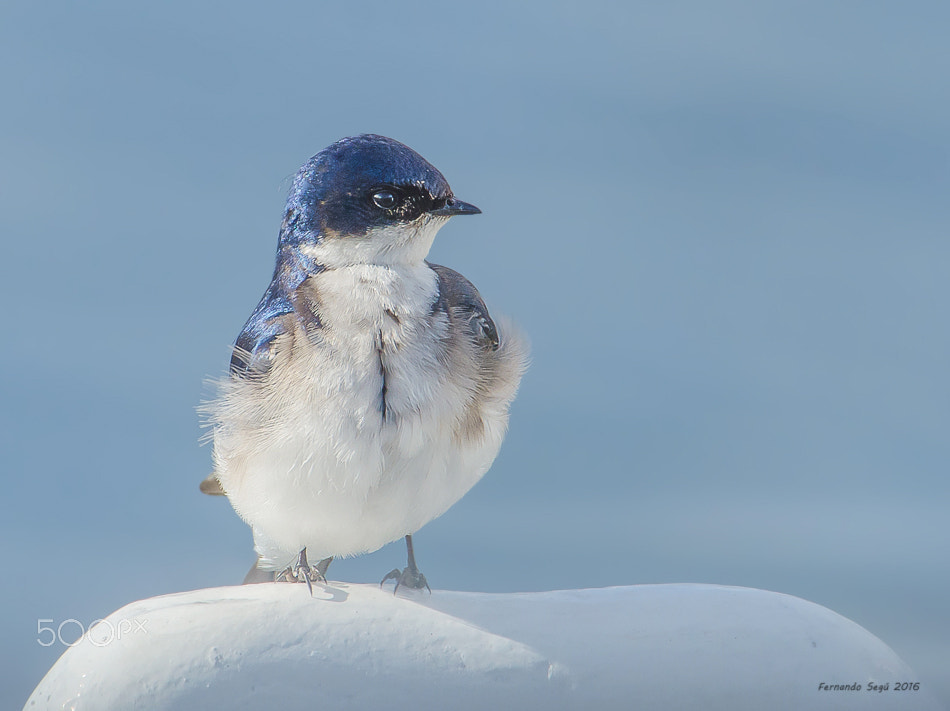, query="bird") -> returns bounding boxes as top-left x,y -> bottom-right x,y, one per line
201,134 -> 528,592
